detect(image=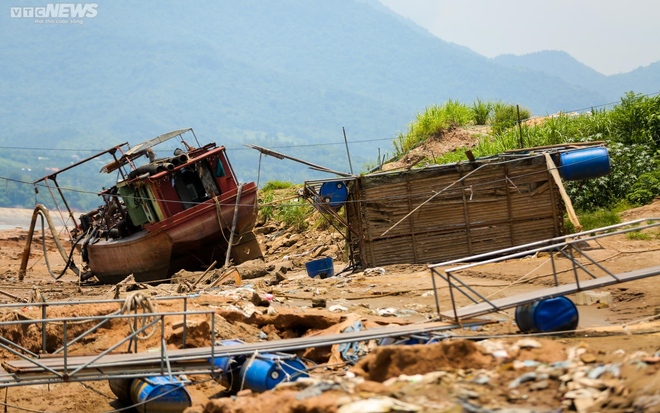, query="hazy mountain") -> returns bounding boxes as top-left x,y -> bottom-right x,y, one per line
492,51 -> 660,106
0,0 -> 658,208
493,51 -> 609,94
